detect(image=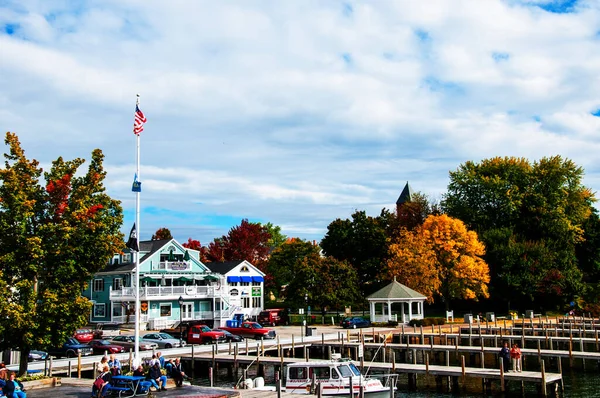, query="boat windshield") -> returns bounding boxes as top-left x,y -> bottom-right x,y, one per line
337,364 -> 362,378
348,363 -> 361,377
